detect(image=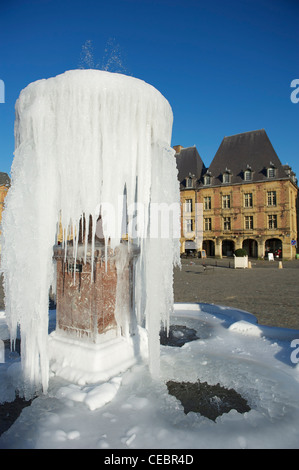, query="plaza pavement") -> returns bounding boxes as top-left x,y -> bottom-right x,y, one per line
173,258 -> 299,330
0,258 -> 298,330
